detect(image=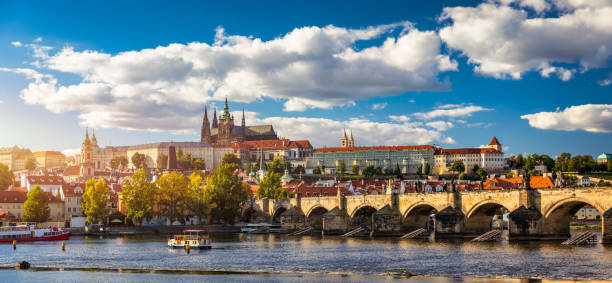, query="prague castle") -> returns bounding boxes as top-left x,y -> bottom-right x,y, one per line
201,98 -> 278,145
